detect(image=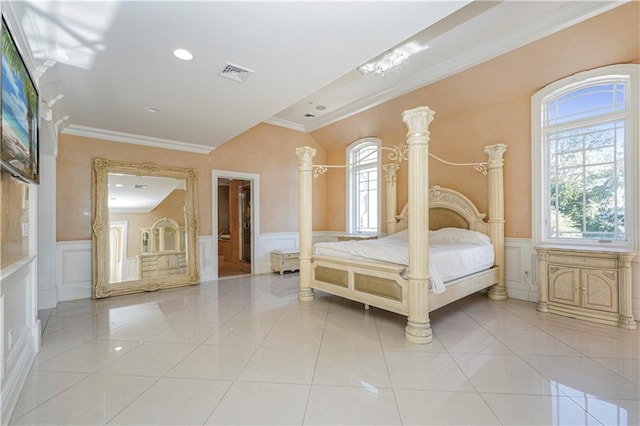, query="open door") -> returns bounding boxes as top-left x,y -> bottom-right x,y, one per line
240,182 -> 251,263
216,177 -> 252,277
